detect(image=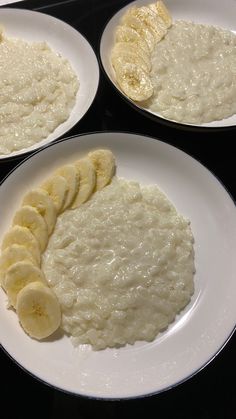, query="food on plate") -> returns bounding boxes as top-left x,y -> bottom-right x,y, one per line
22,188 -> 57,235
149,0 -> 172,28
111,1 -> 172,101
72,158 -> 96,208
113,62 -> 154,102
0,149 -> 115,340
87,149 -> 116,190
0,244 -> 39,289
55,165 -> 80,210
111,41 -> 151,73
0,148 -> 195,347
43,177 -> 195,350
16,281 -> 61,340
13,206 -> 49,252
0,28 -> 79,155
41,175 -> 69,214
1,226 -> 41,265
145,21 -> 236,123
4,261 -> 46,308
110,1 -> 236,123
122,5 -> 168,43
115,25 -> 150,53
